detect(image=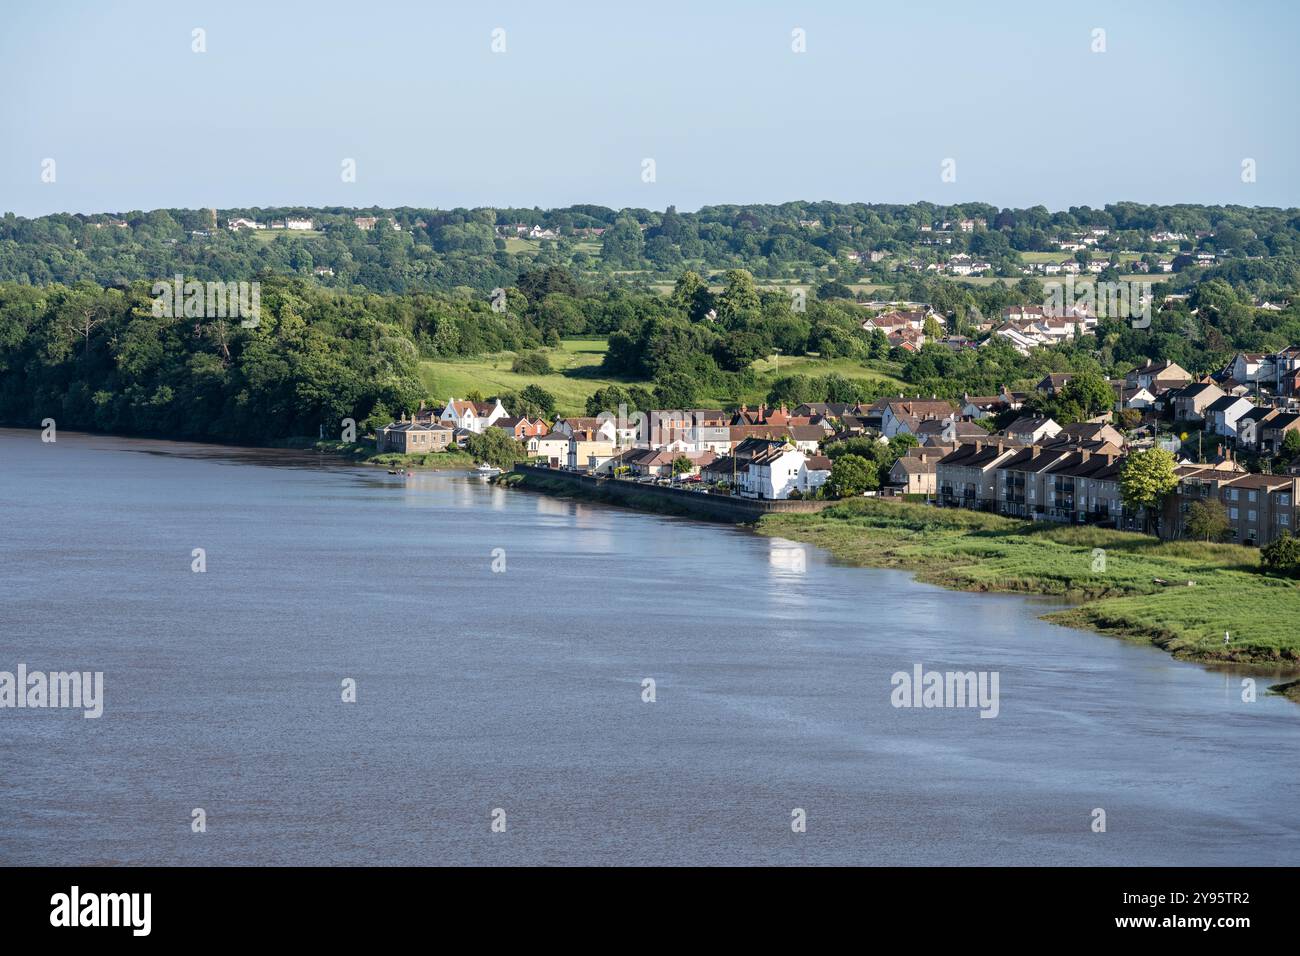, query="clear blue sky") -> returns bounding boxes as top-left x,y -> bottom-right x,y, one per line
2,0 -> 1297,217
